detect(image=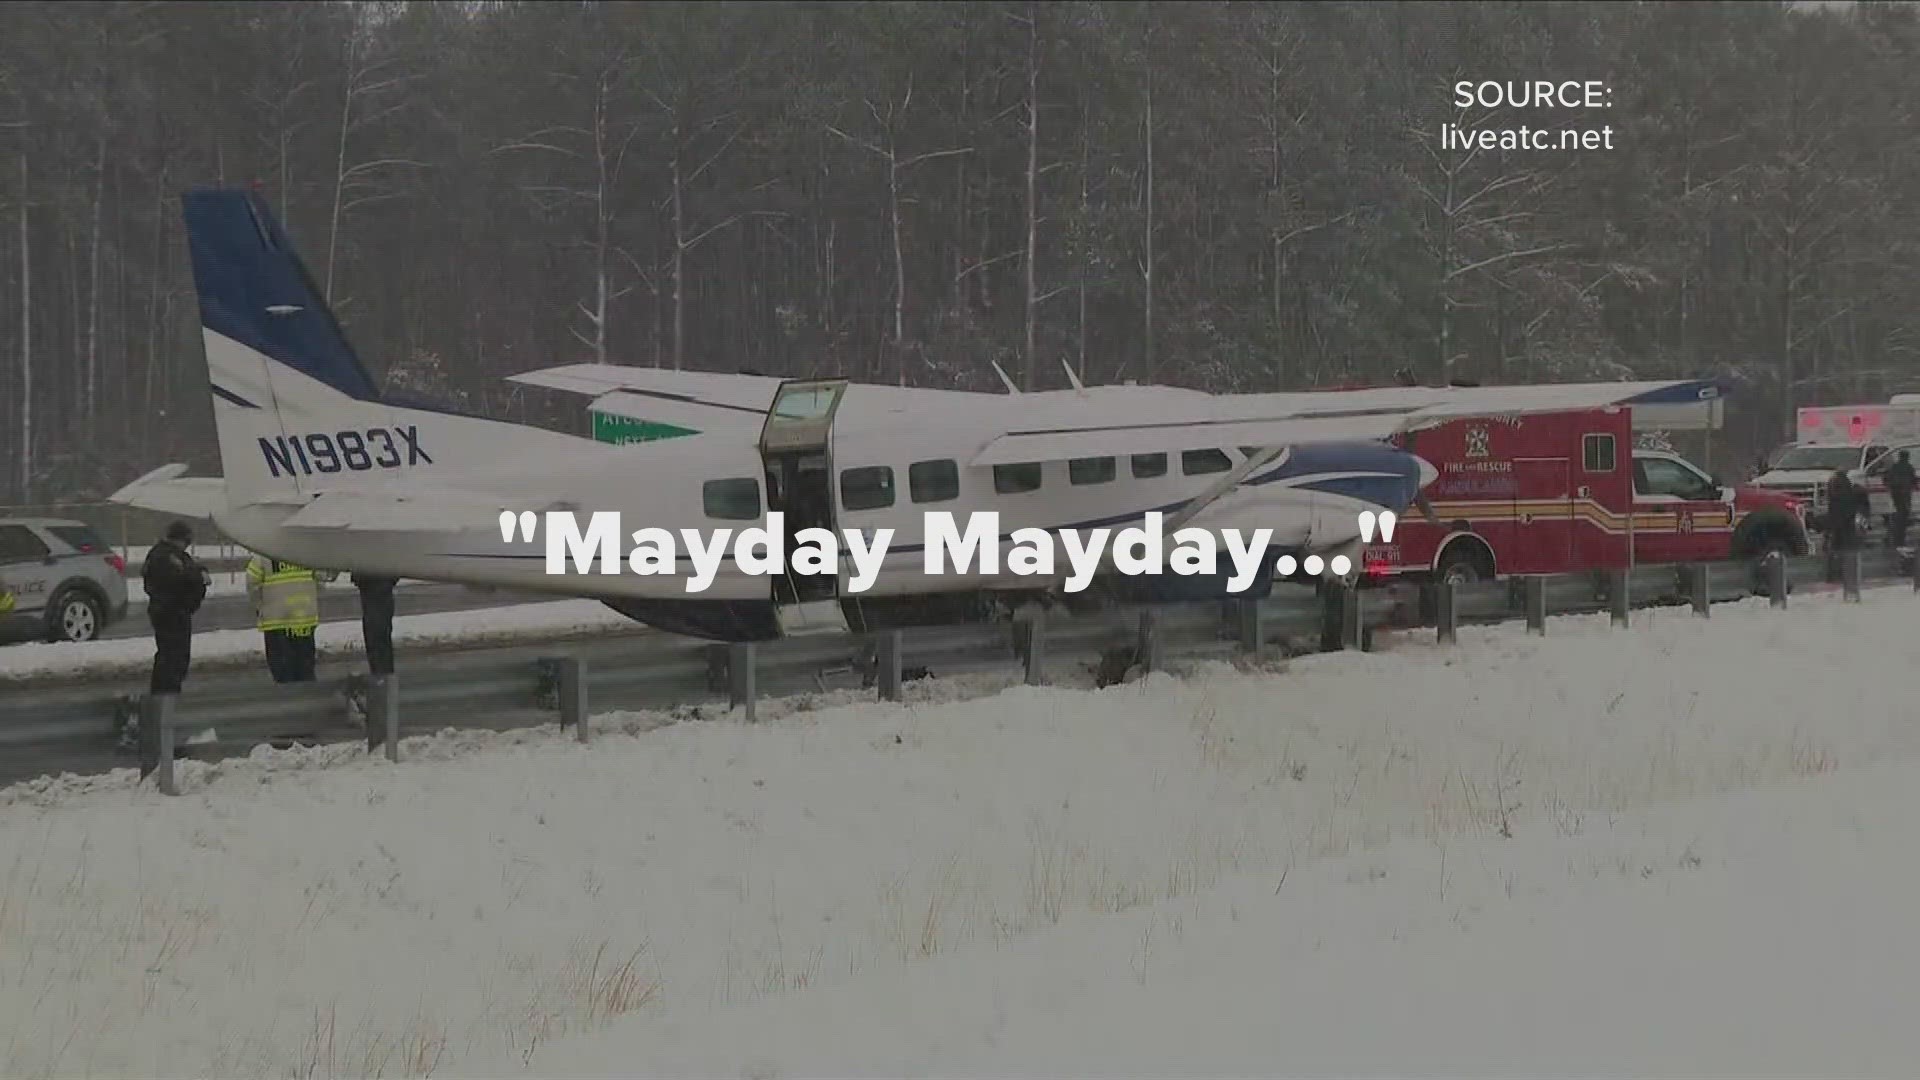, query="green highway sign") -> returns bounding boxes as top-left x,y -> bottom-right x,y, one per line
591,411 -> 700,444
